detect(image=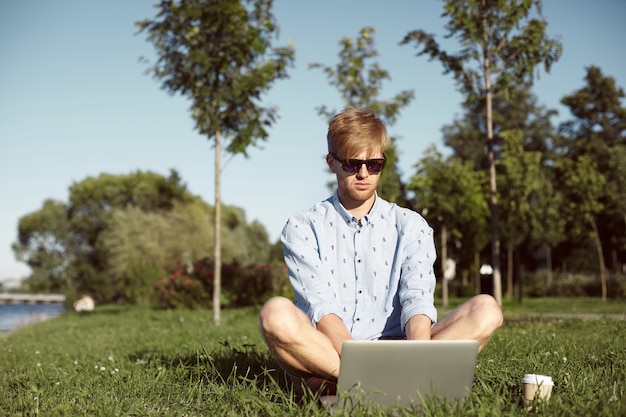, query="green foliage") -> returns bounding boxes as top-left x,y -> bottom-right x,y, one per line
12,199 -> 70,293
409,145 -> 489,270
401,0 -> 562,101
12,170 -> 275,306
137,0 -> 294,324
136,0 -> 295,155
401,0 -> 563,305
67,170 -> 194,270
557,155 -> 605,228
523,271 -> 626,299
557,66 -> 626,269
153,258 -> 289,309
310,26 -> 415,207
498,129 -> 542,250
